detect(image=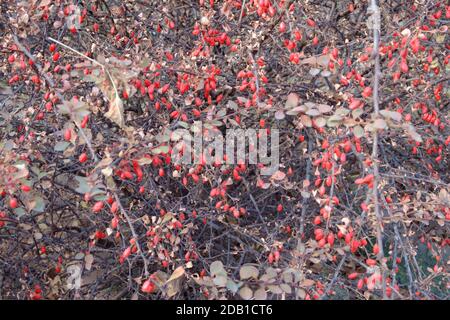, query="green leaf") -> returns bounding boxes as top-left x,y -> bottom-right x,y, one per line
335,108 -> 350,117
314,117 -> 326,127
254,287 -> 267,300
352,109 -> 364,119
177,121 -> 189,129
353,125 -> 365,138
152,145 -> 170,155
13,207 -> 26,218
31,196 -> 45,212
74,176 -> 90,194
210,260 -> 226,276
226,280 -> 241,294
213,275 -> 228,287
327,114 -> 343,127
240,265 -> 259,280
306,108 -> 321,117
54,141 -> 70,152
